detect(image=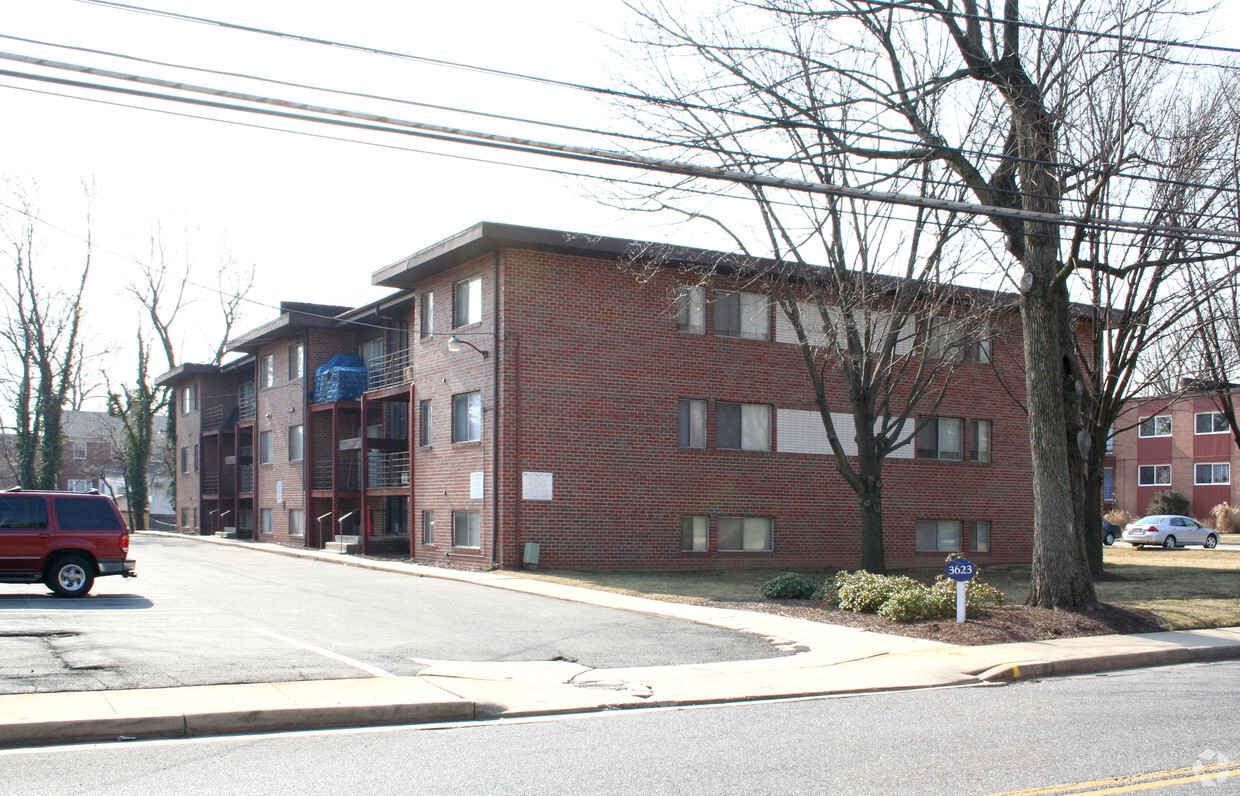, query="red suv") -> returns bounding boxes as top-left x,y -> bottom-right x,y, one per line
0,488 -> 137,597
